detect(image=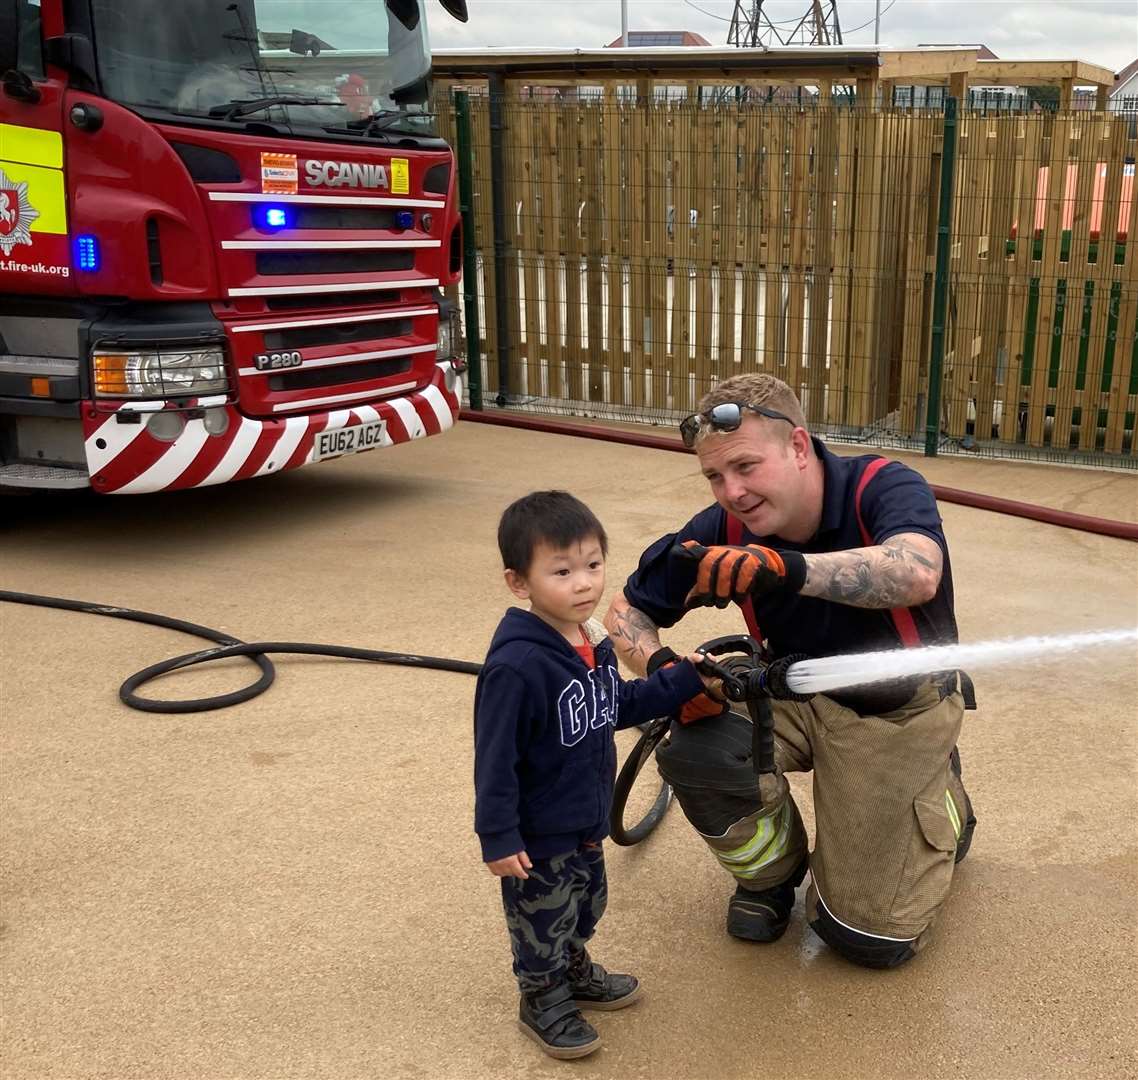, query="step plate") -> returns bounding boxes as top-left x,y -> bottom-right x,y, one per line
0,462 -> 91,489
